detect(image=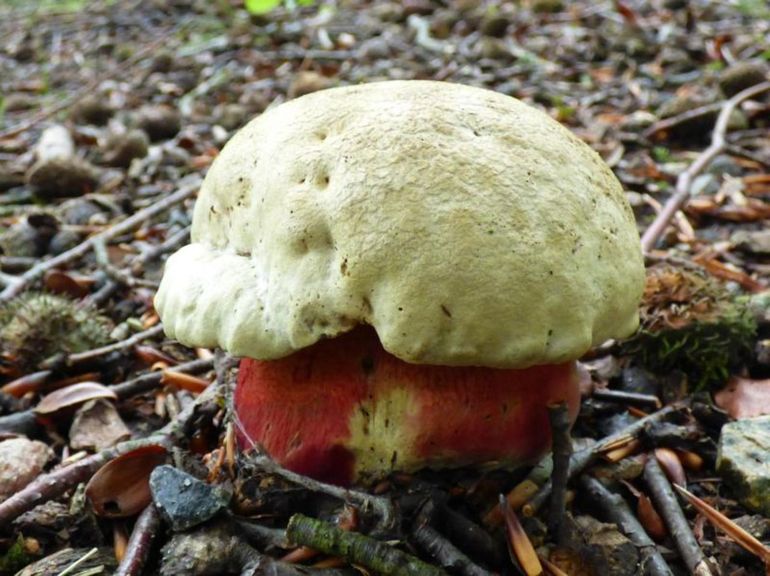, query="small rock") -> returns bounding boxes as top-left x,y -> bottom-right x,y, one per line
574,515 -> 640,576
707,154 -> 744,177
48,229 -> 84,255
58,198 -> 104,226
150,465 -> 231,531
102,129 -> 149,167
0,213 -> 58,257
370,2 -> 403,22
732,229 -> 770,256
690,173 -> 719,196
718,61 -> 768,97
160,522 -> 247,576
717,415 -> 770,516
135,105 -> 181,142
358,36 -> 391,60
26,157 -> 99,199
69,399 -> 131,451
213,104 -> 248,131
0,437 -> 54,500
71,94 -> 114,126
287,71 -> 333,100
